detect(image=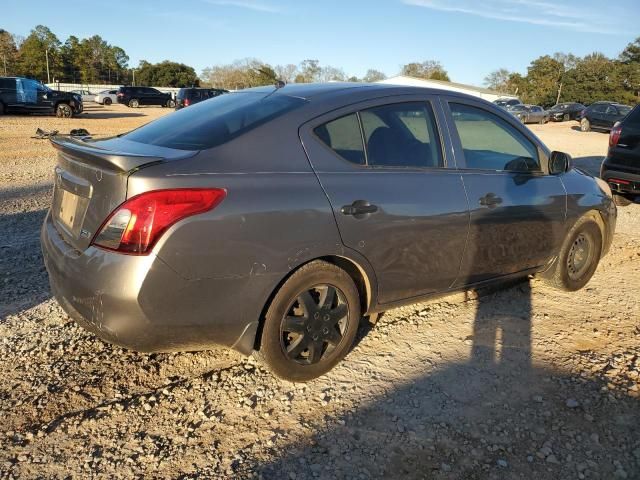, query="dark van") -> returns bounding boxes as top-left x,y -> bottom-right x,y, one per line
175,87 -> 228,110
